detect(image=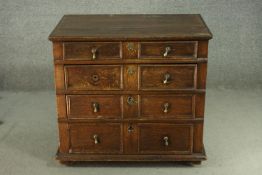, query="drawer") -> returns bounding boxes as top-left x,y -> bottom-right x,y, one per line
139,64 -> 196,90
66,95 -> 122,119
65,65 -> 123,90
69,123 -> 122,153
63,42 -> 121,60
140,95 -> 194,119
138,123 -> 193,154
139,41 -> 197,59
